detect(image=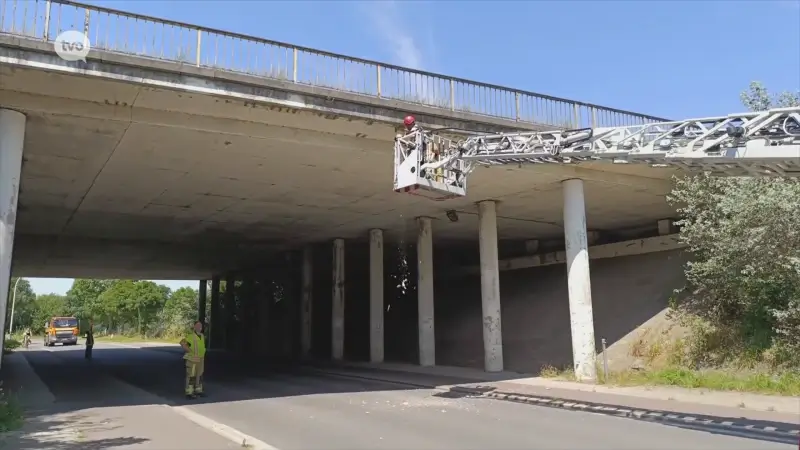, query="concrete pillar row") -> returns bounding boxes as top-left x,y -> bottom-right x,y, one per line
0,109 -> 25,363
223,273 -> 236,351
562,178 -> 598,382
416,217 -> 435,367
300,246 -> 313,357
208,276 -> 220,348
198,279 -> 208,324
331,238 -> 345,361
477,200 -> 504,372
369,229 -> 384,363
